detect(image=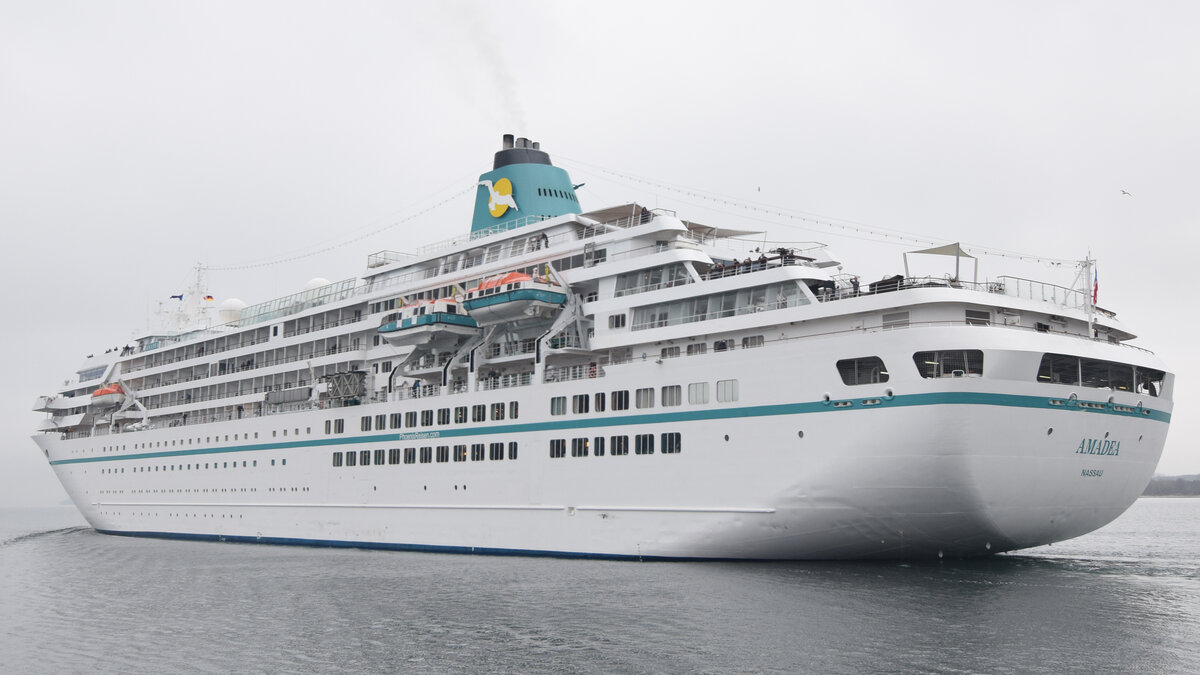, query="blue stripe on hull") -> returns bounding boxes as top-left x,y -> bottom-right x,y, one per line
93,528 -> 711,561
